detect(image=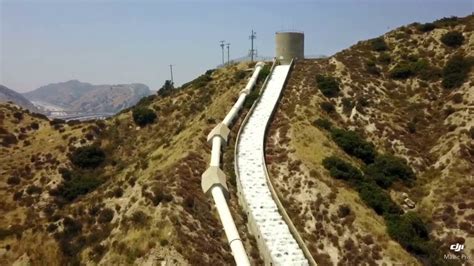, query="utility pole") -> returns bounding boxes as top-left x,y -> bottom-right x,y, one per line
220,40 -> 225,65
226,43 -> 230,65
249,30 -> 256,62
169,64 -> 174,85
